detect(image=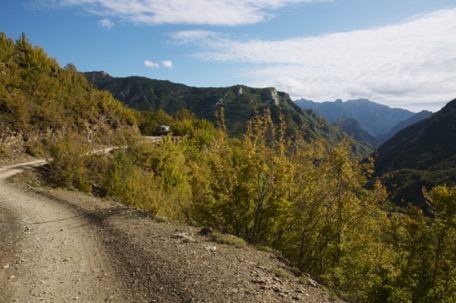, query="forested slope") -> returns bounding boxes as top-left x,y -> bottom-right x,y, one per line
0,33 -> 137,159
373,98 -> 456,209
